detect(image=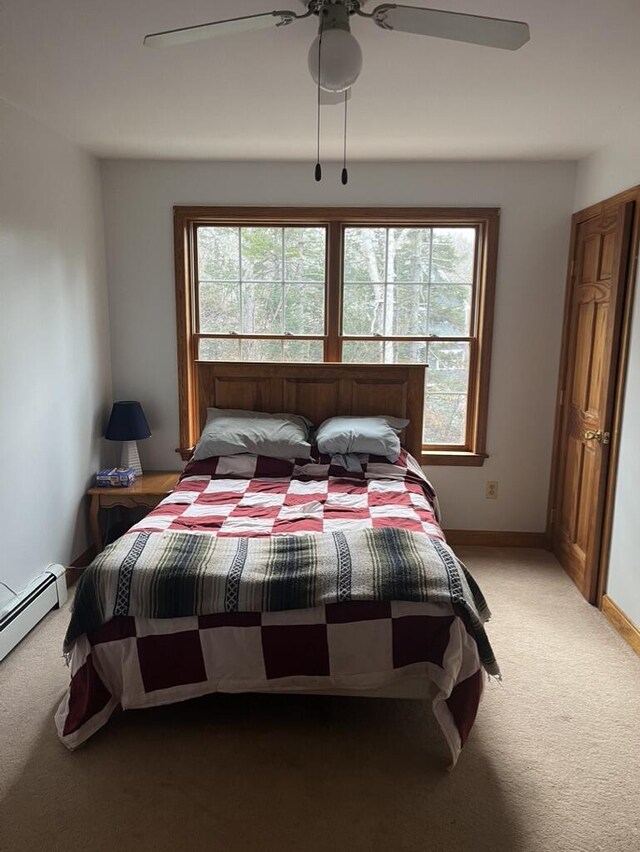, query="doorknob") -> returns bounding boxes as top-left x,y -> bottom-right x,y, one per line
584,429 -> 603,442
